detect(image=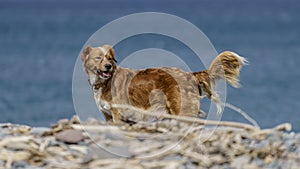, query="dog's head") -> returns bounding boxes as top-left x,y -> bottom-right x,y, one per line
81,45 -> 117,84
